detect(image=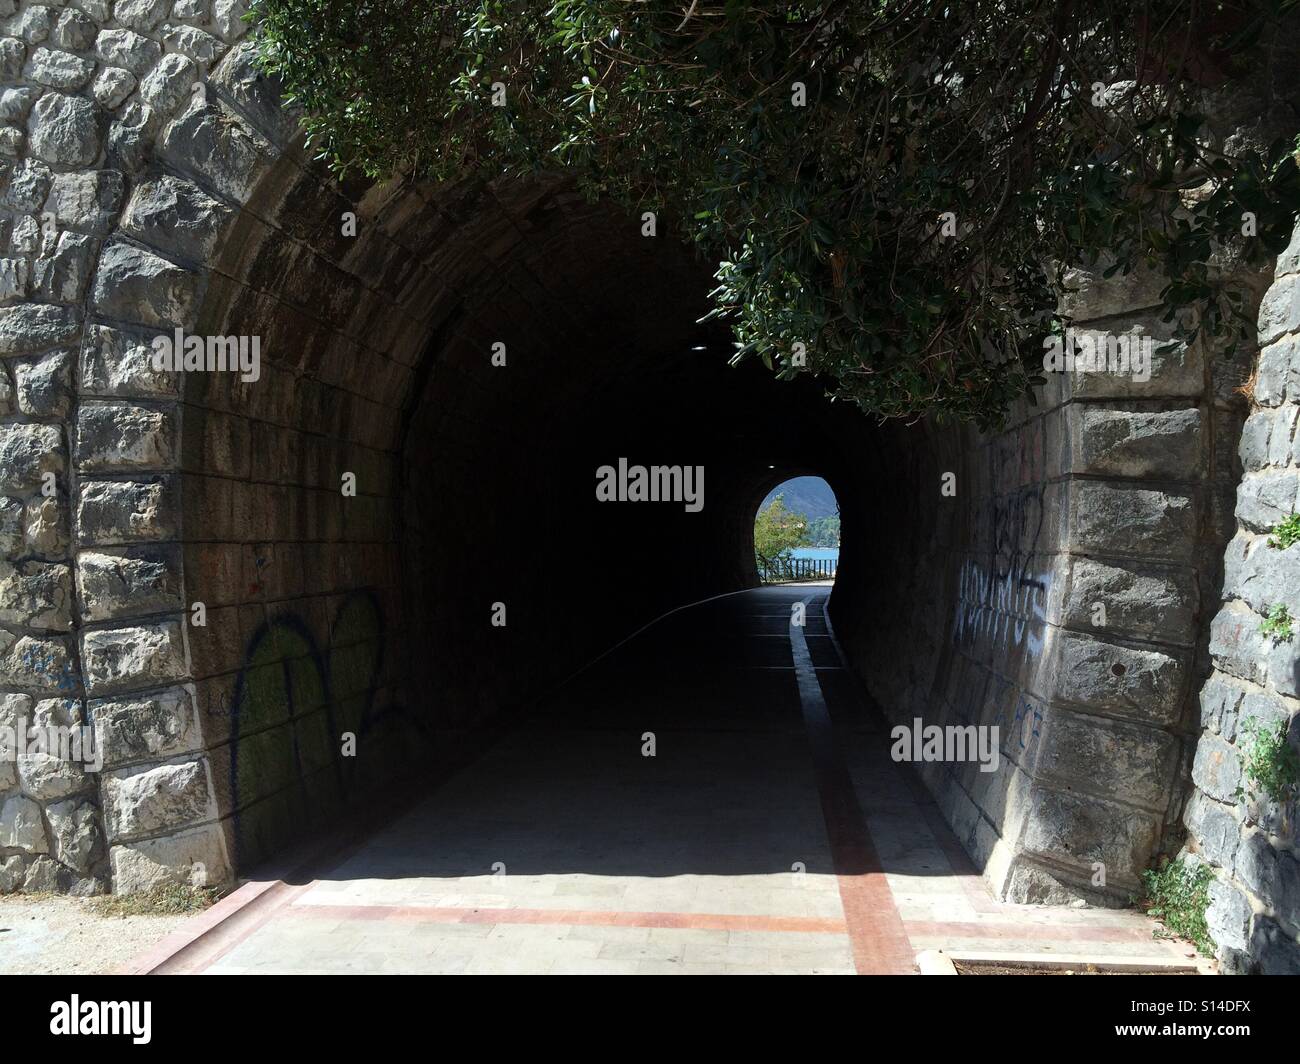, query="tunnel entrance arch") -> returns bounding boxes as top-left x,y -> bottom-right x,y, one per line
167,119 -> 887,875
27,75 -> 1216,899
0,22 -> 1288,975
